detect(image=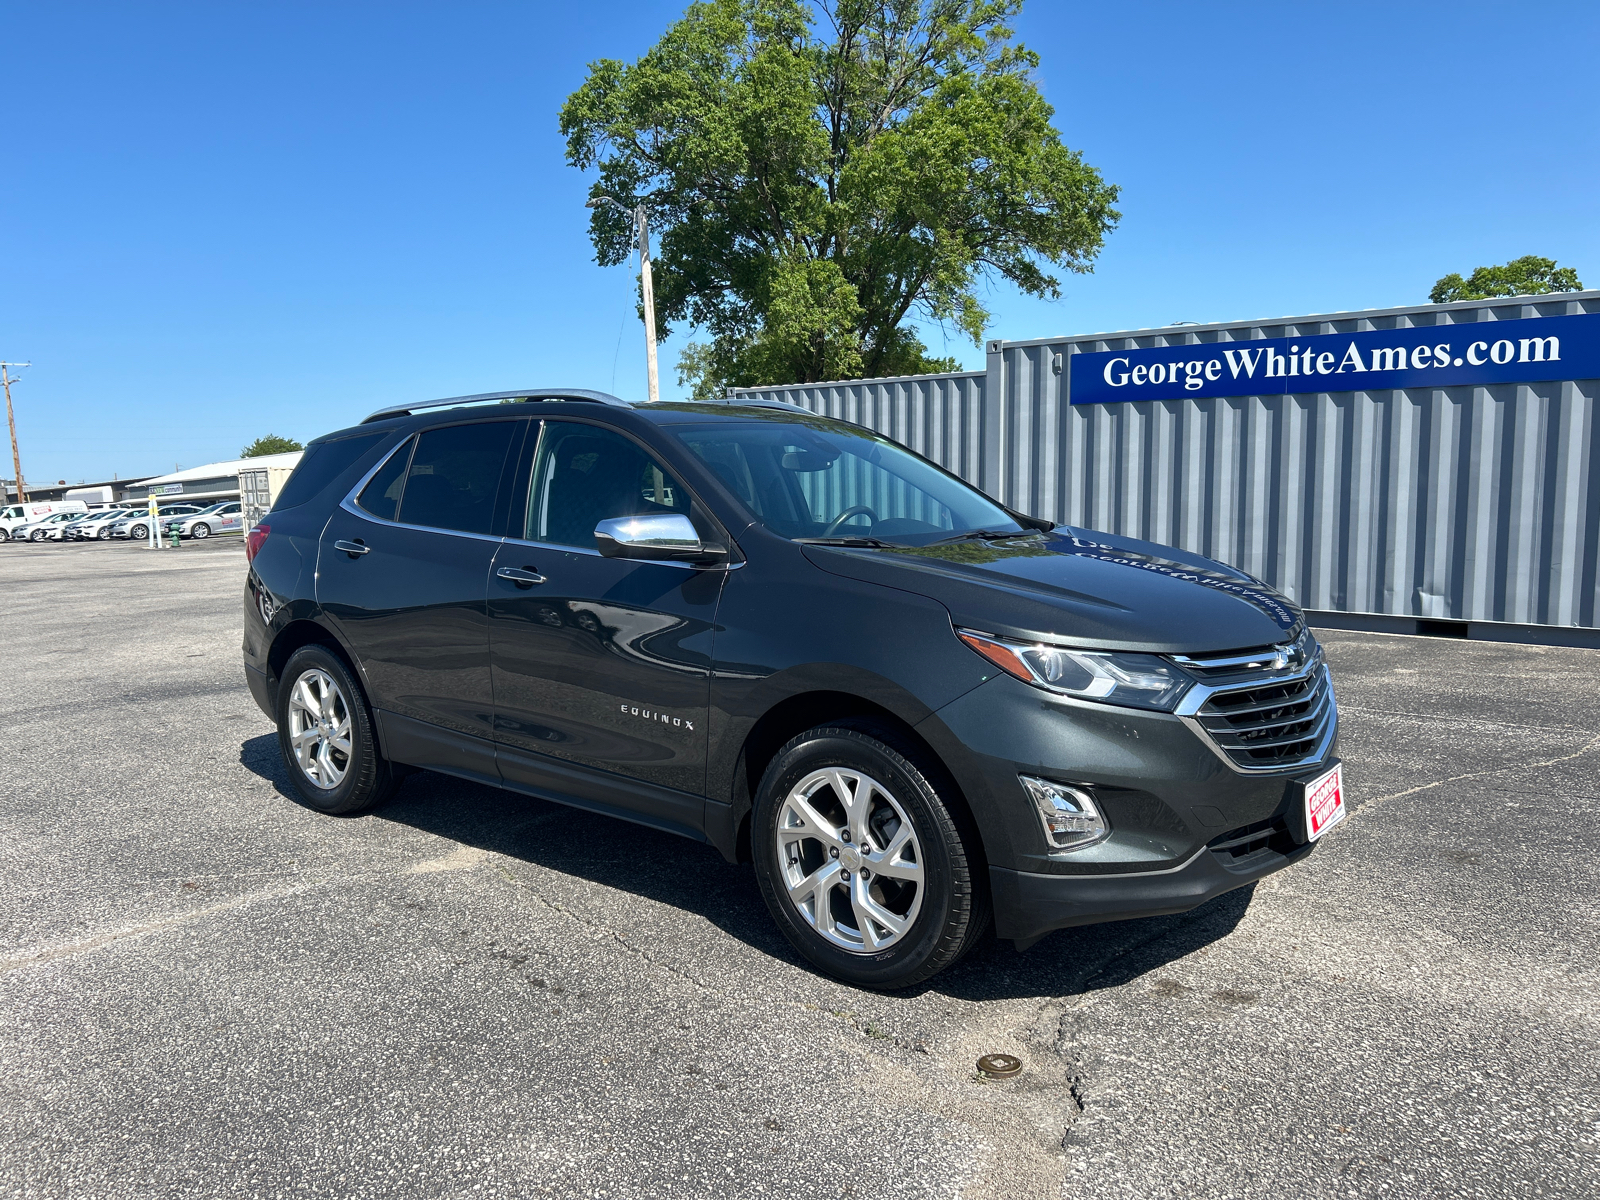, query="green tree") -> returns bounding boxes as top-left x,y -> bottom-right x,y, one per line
240,435 -> 304,458
562,0 -> 1119,395
1429,256 -> 1583,304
